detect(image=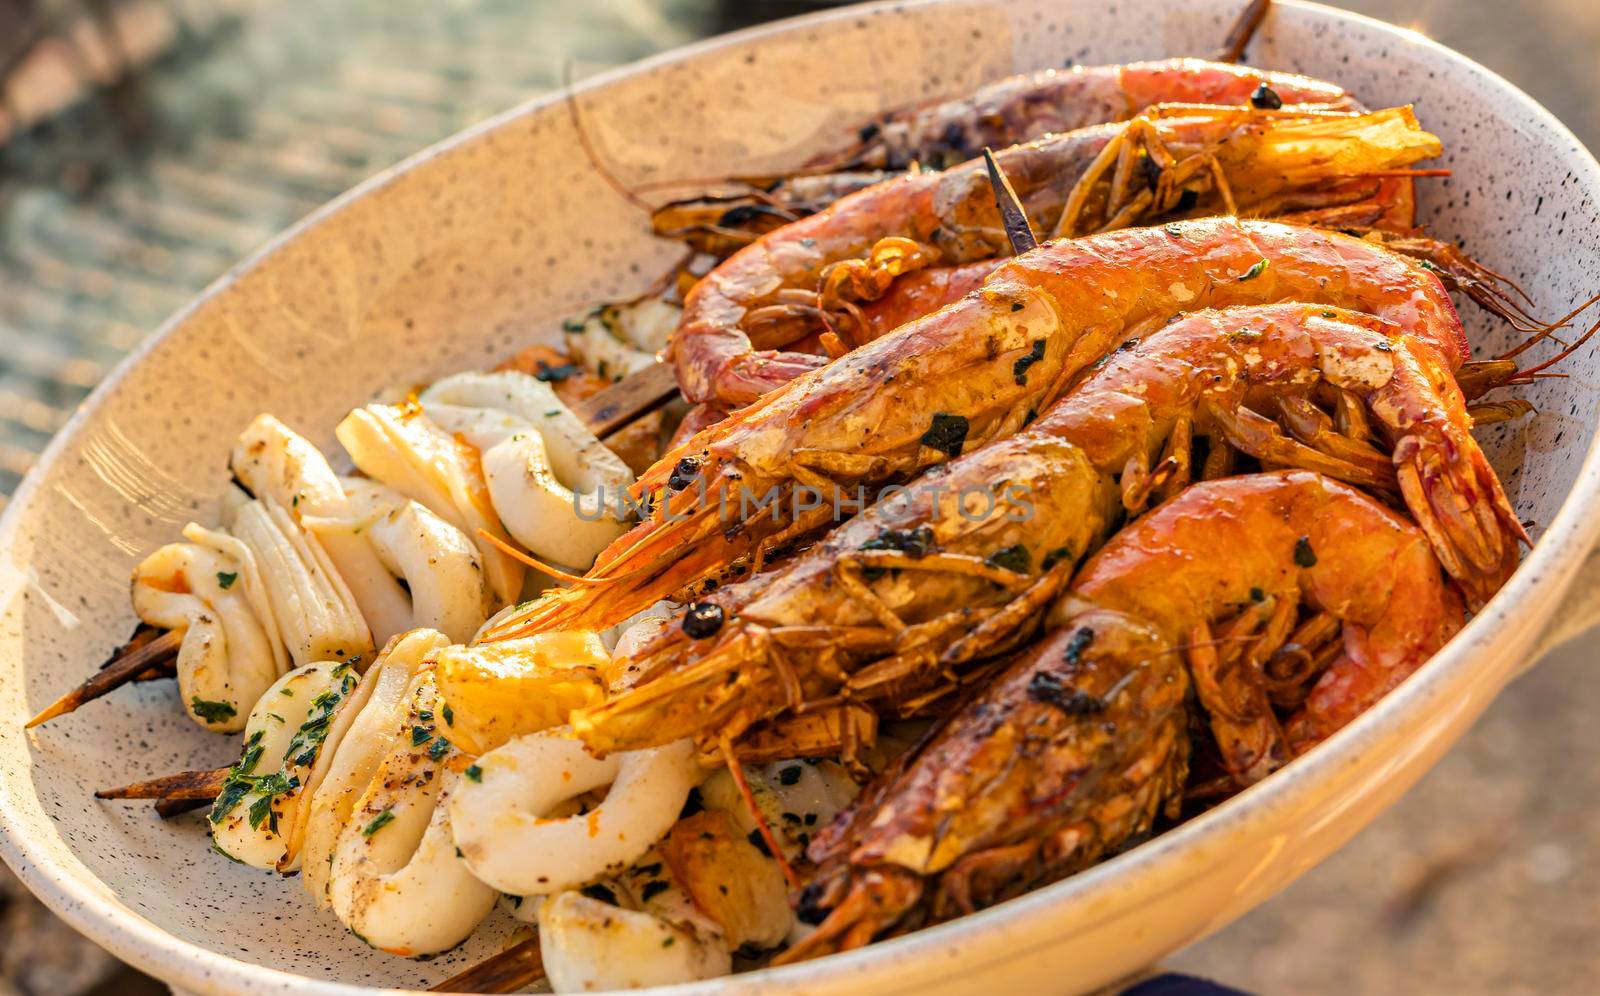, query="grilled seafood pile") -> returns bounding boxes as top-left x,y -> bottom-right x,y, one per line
33,11 -> 1593,992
